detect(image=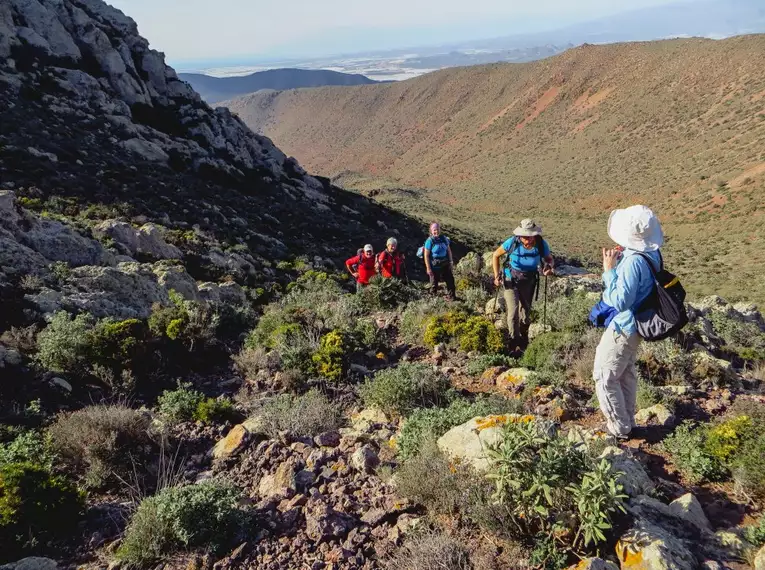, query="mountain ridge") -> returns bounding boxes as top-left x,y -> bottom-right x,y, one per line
226,34 -> 765,303
180,68 -> 378,104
